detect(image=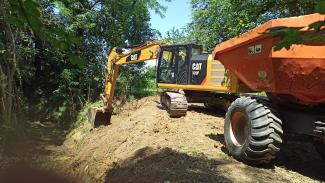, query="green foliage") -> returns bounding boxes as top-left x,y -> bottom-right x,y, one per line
190,0 -> 243,49
165,27 -> 195,44
51,104 -> 67,122
74,101 -> 101,128
190,0 -> 317,49
267,0 -> 325,51
266,27 -> 304,50
145,66 -> 159,94
5,0 -> 42,30
68,54 -> 86,68
142,0 -> 172,17
116,65 -> 158,100
316,0 -> 325,14
51,1 -> 72,16
1,0 -> 167,129
266,23 -> 325,51
5,0 -> 85,67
